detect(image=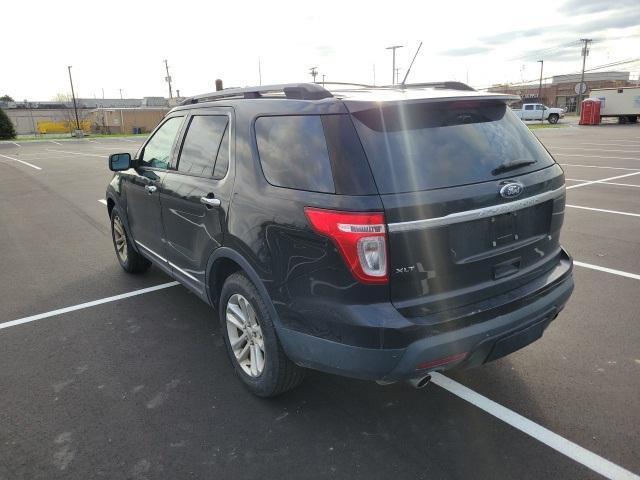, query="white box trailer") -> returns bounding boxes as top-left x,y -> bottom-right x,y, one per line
589,86 -> 640,124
